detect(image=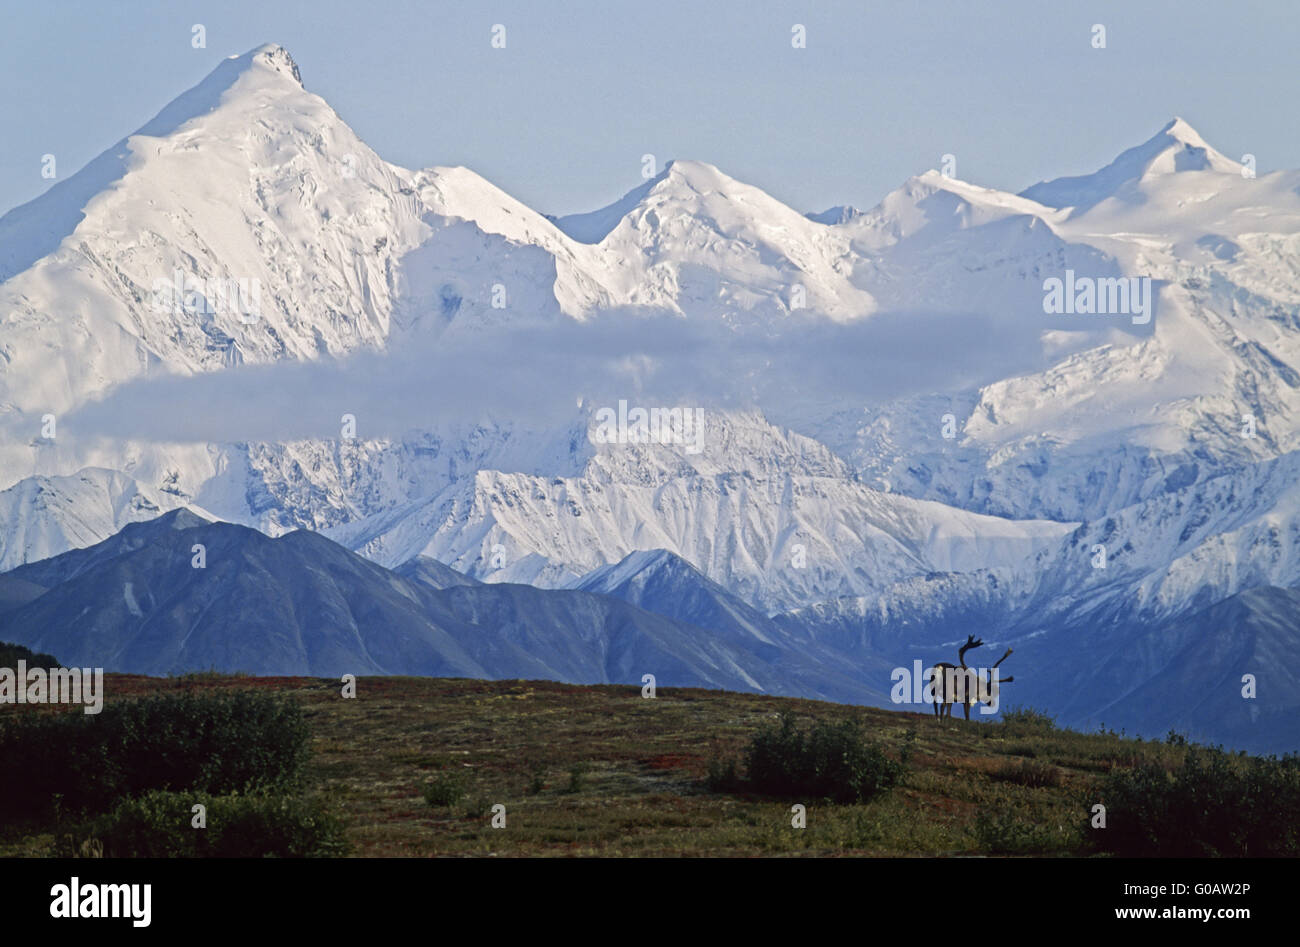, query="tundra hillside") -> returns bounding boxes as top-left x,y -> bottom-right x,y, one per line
1,673 -> 1295,857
